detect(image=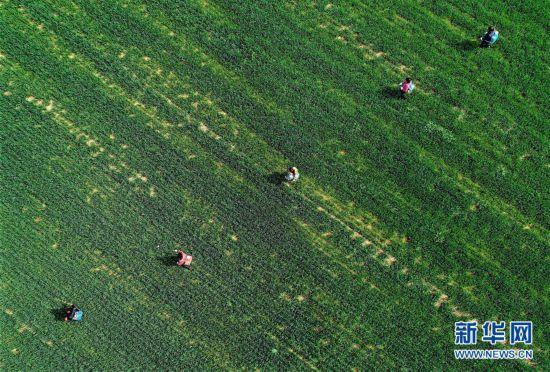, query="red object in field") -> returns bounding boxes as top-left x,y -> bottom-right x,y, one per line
176,250 -> 193,267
